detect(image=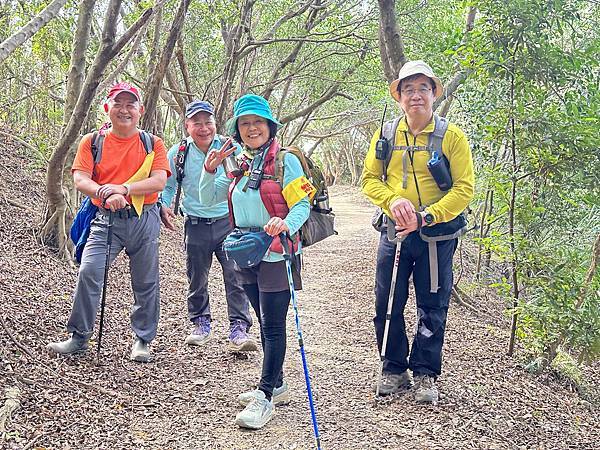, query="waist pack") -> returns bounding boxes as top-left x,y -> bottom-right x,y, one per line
70,196 -> 98,264
419,212 -> 467,242
371,207 -> 386,232
420,213 -> 467,294
223,229 -> 274,269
